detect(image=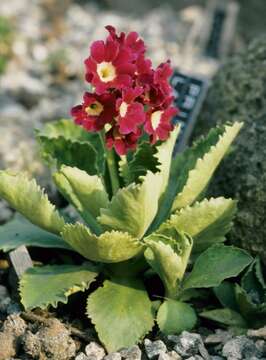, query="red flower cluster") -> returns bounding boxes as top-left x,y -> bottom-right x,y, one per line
71,26 -> 178,155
